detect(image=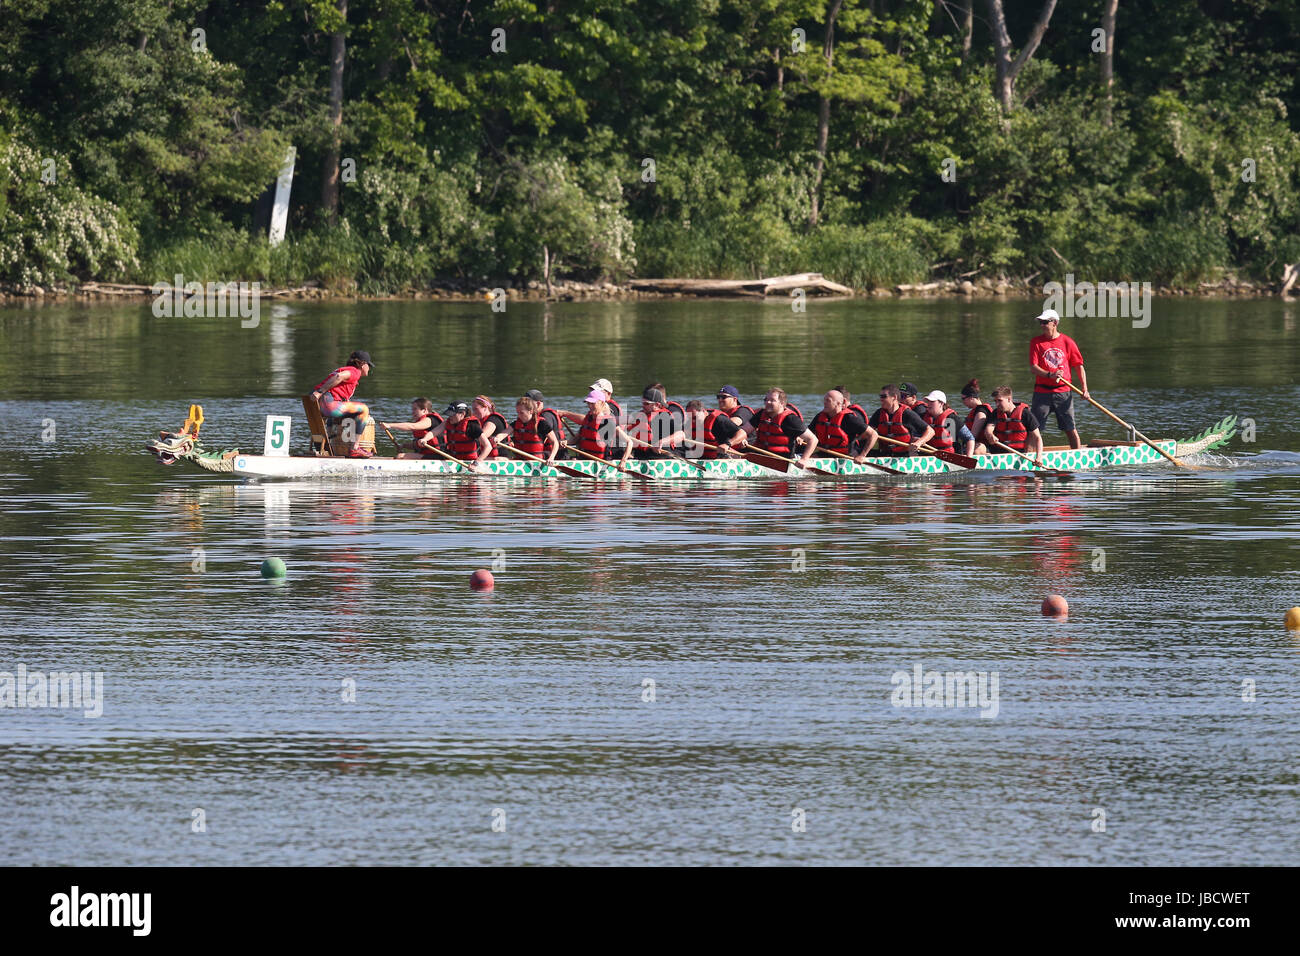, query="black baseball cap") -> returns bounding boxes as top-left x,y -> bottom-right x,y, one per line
717,385 -> 741,400
525,389 -> 545,402
899,382 -> 918,397
642,386 -> 667,404
444,401 -> 469,415
350,350 -> 375,368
